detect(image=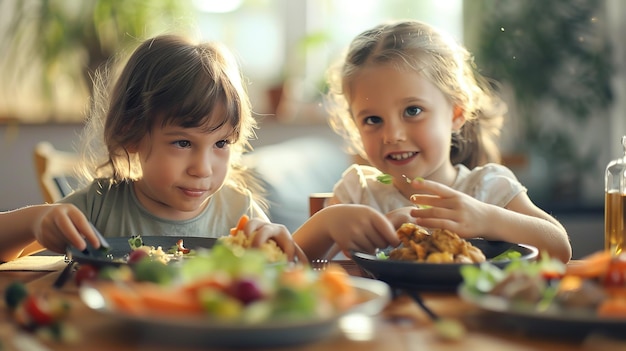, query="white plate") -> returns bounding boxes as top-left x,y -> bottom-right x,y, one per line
80,276 -> 391,348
